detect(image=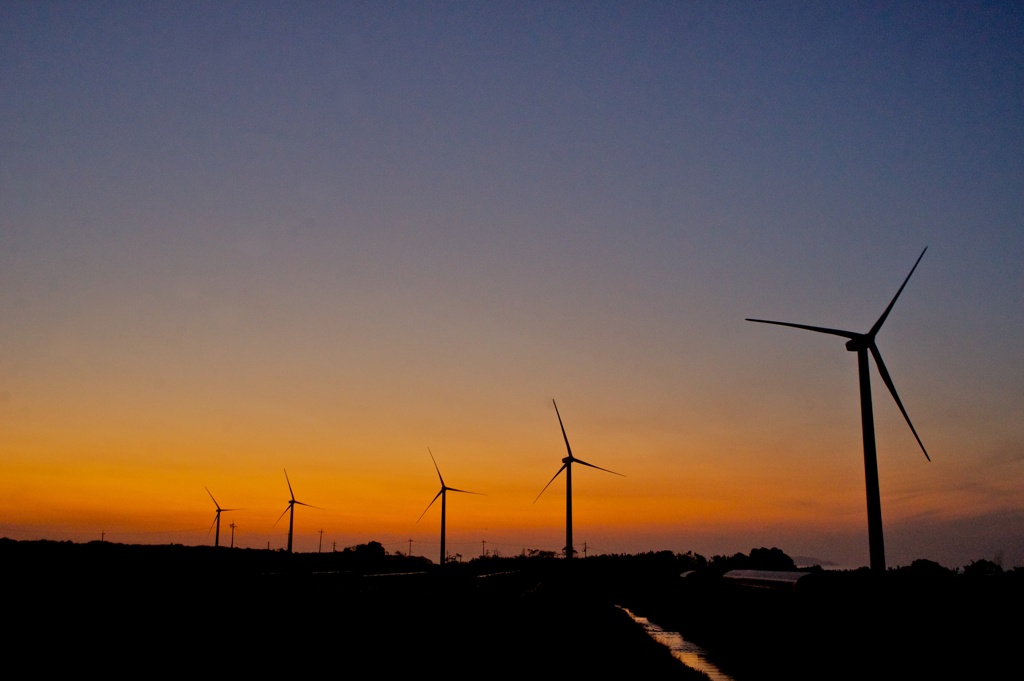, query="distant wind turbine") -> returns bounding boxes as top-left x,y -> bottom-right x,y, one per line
274,470 -> 319,553
746,247 -> 931,572
417,448 -> 483,566
535,399 -> 624,559
205,486 -> 237,549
